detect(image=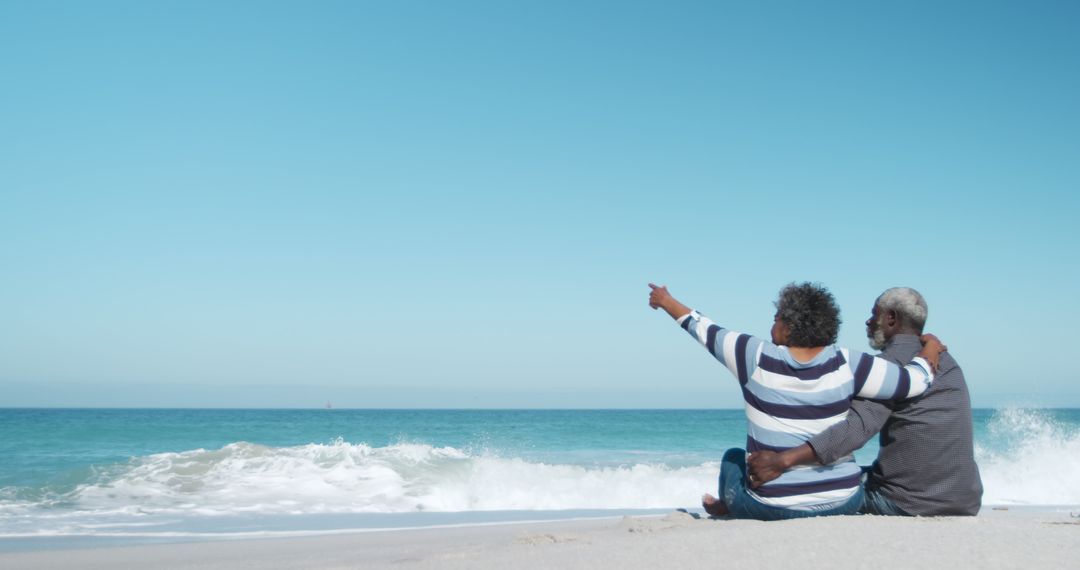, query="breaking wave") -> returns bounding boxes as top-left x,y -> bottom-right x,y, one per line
0,440 -> 717,519
976,407 -> 1080,506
